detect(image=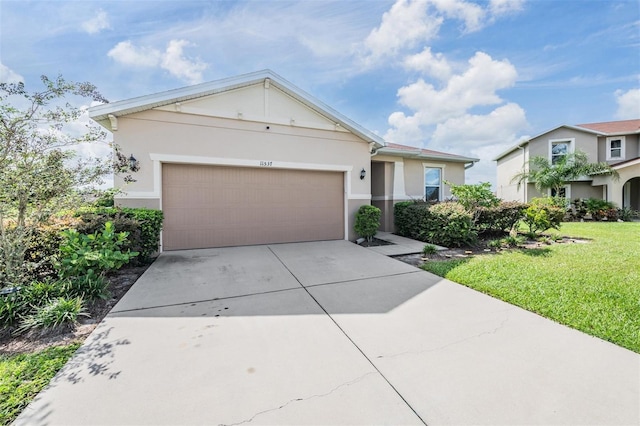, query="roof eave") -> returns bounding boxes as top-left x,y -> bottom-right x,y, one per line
377,147 -> 478,163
